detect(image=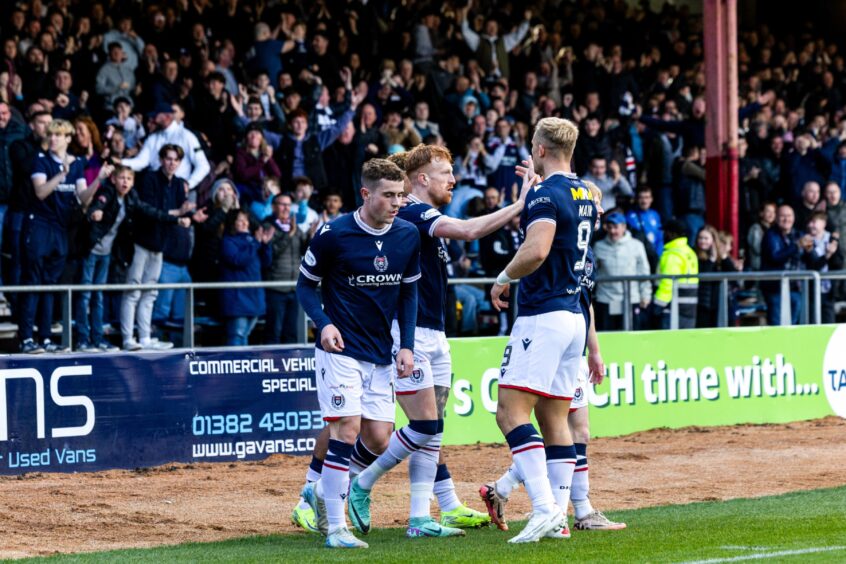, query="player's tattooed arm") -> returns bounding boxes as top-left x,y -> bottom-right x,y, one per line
435,385 -> 450,419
